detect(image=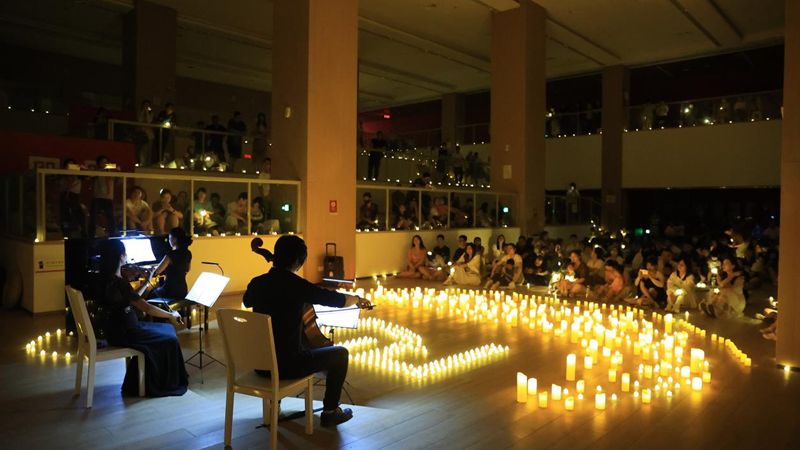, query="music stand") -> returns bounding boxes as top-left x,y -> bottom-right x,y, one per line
313,305 -> 362,404
183,272 -> 230,383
